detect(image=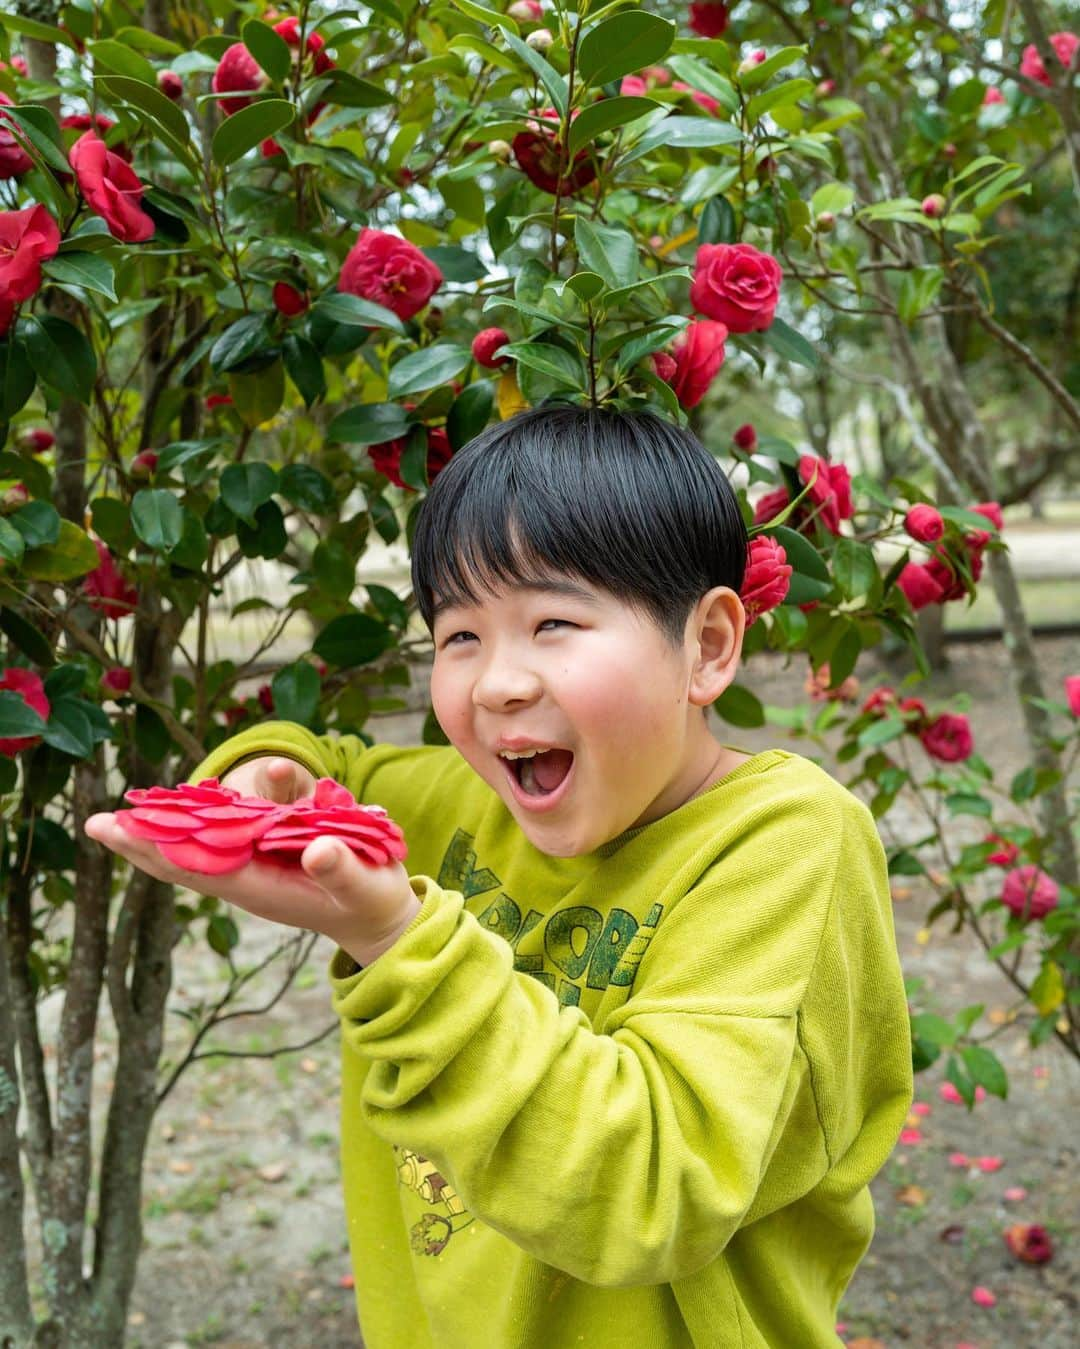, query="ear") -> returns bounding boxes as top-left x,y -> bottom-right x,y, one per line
686,586 -> 745,707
